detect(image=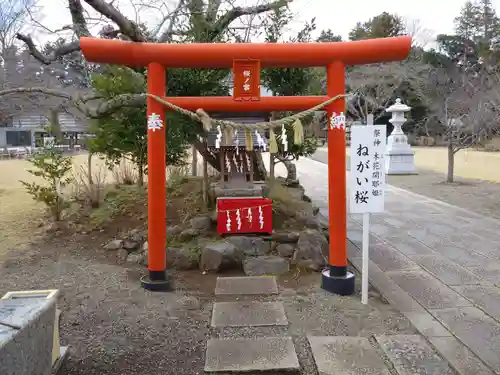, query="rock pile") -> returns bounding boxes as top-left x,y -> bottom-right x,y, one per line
103,179 -> 331,276
104,219 -> 330,276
